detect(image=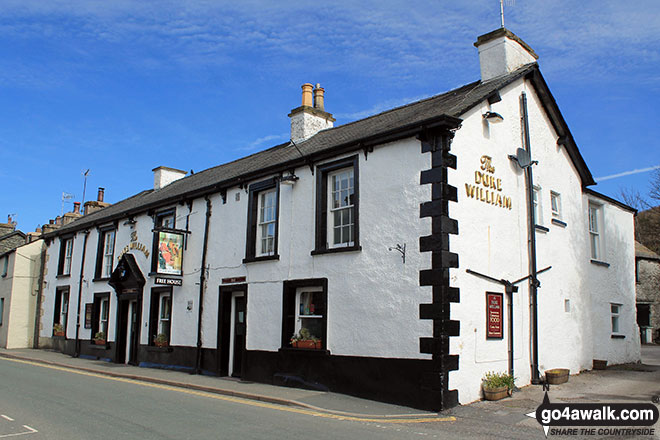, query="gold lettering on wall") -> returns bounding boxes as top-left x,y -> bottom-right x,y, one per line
465,155 -> 512,210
